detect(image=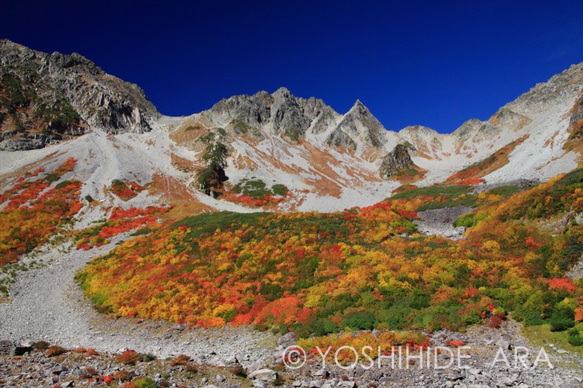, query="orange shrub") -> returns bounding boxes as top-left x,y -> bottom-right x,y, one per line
115,350 -> 141,365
